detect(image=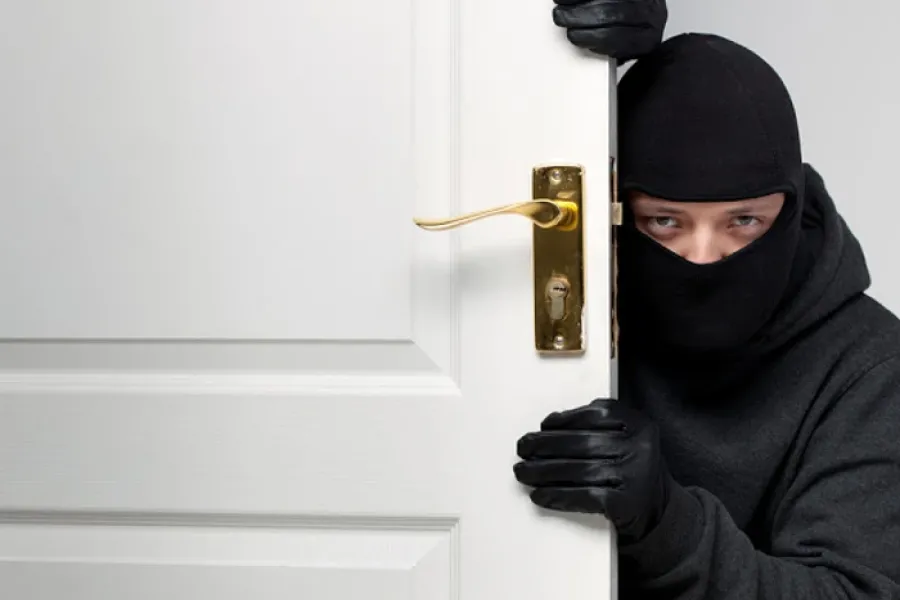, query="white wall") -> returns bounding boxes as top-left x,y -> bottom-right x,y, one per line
662,1 -> 900,310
